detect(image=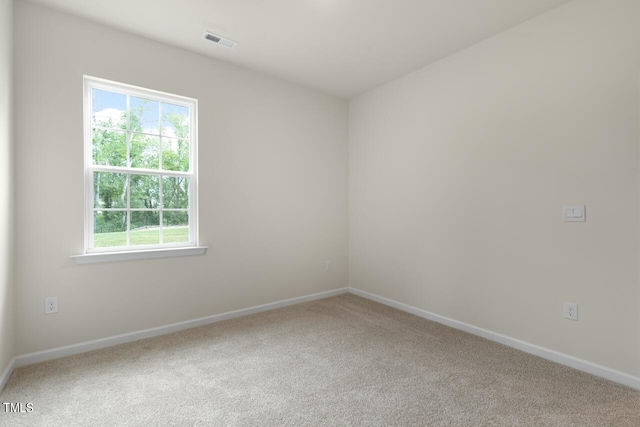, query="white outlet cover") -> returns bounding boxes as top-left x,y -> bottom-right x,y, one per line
563,302 -> 578,321
45,297 -> 59,314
